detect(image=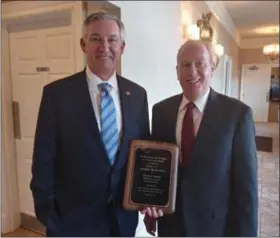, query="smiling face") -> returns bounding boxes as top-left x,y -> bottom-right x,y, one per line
80,19 -> 125,80
176,41 -> 214,101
